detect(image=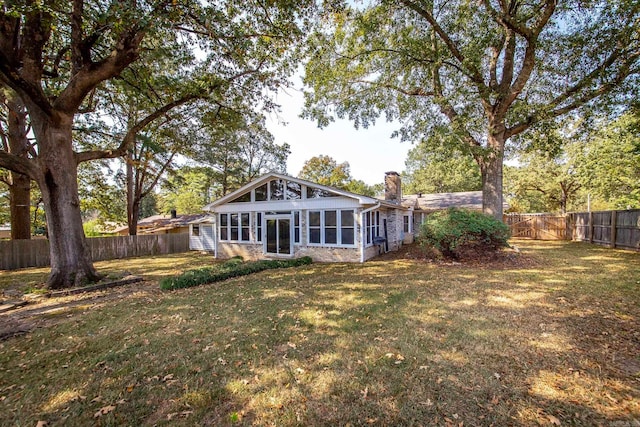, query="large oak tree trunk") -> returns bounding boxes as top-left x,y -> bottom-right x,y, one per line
6,95 -> 31,239
479,133 -> 505,221
9,172 -> 31,239
31,110 -> 101,289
